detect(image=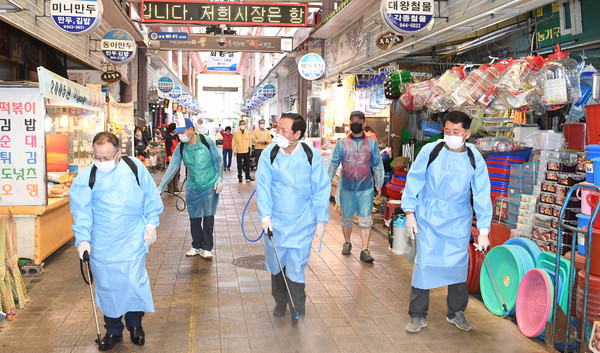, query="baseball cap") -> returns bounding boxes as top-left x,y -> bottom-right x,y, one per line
174,117 -> 194,133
